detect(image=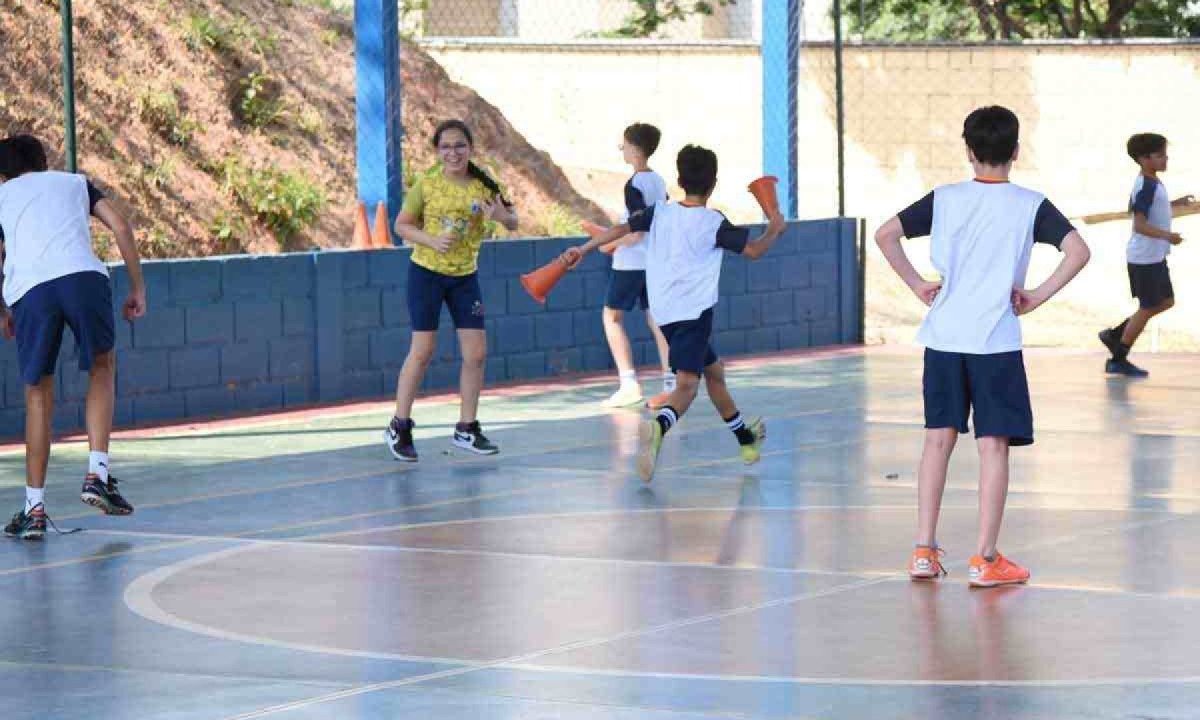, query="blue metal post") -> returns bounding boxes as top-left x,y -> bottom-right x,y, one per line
356,0 -> 404,240
761,0 -> 800,219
